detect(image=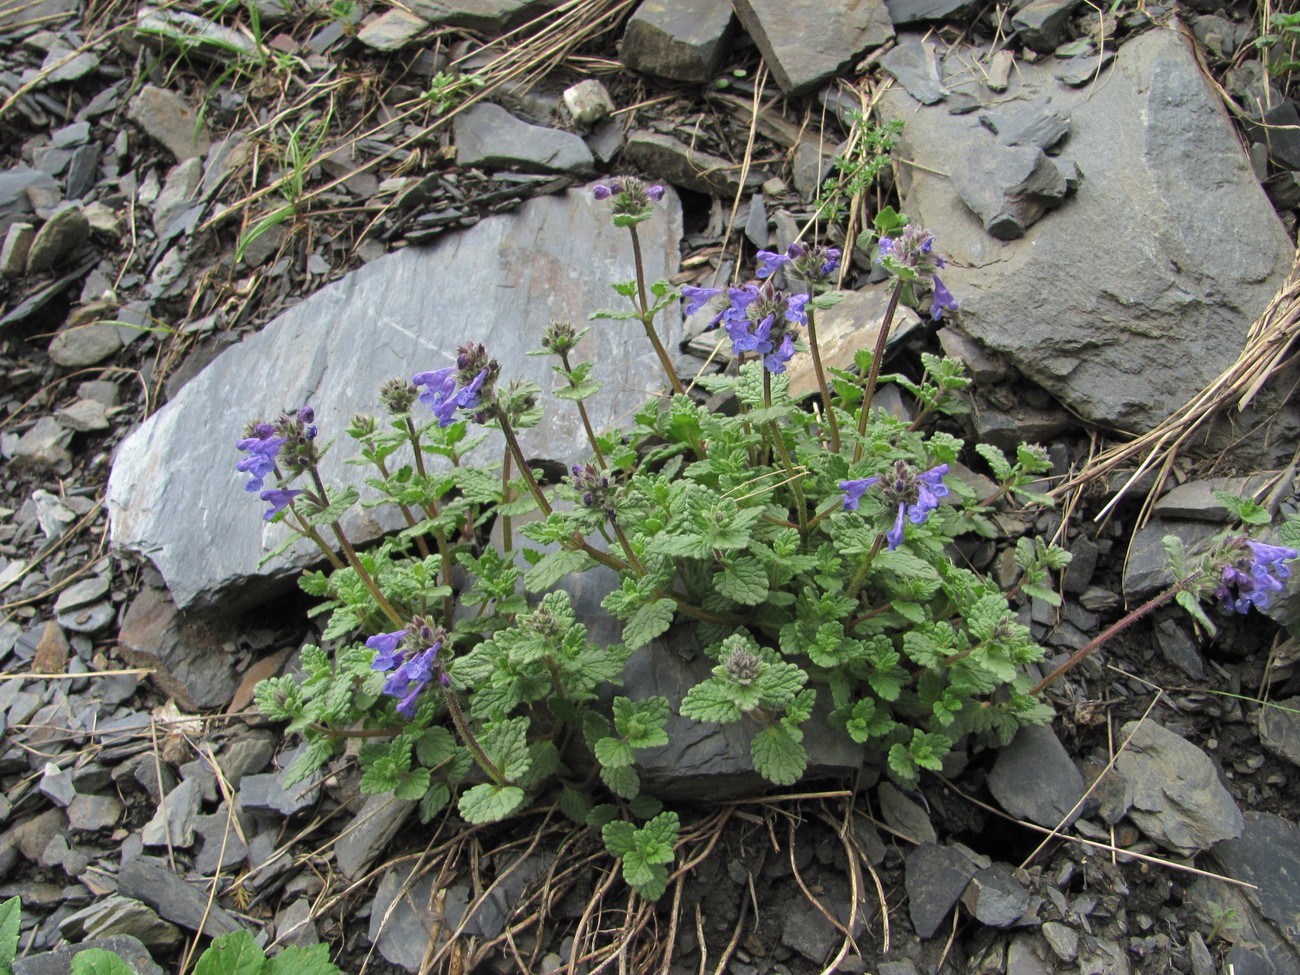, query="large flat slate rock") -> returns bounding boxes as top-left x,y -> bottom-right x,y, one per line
108,190 -> 683,612
880,25 -> 1293,432
733,0 -> 893,95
